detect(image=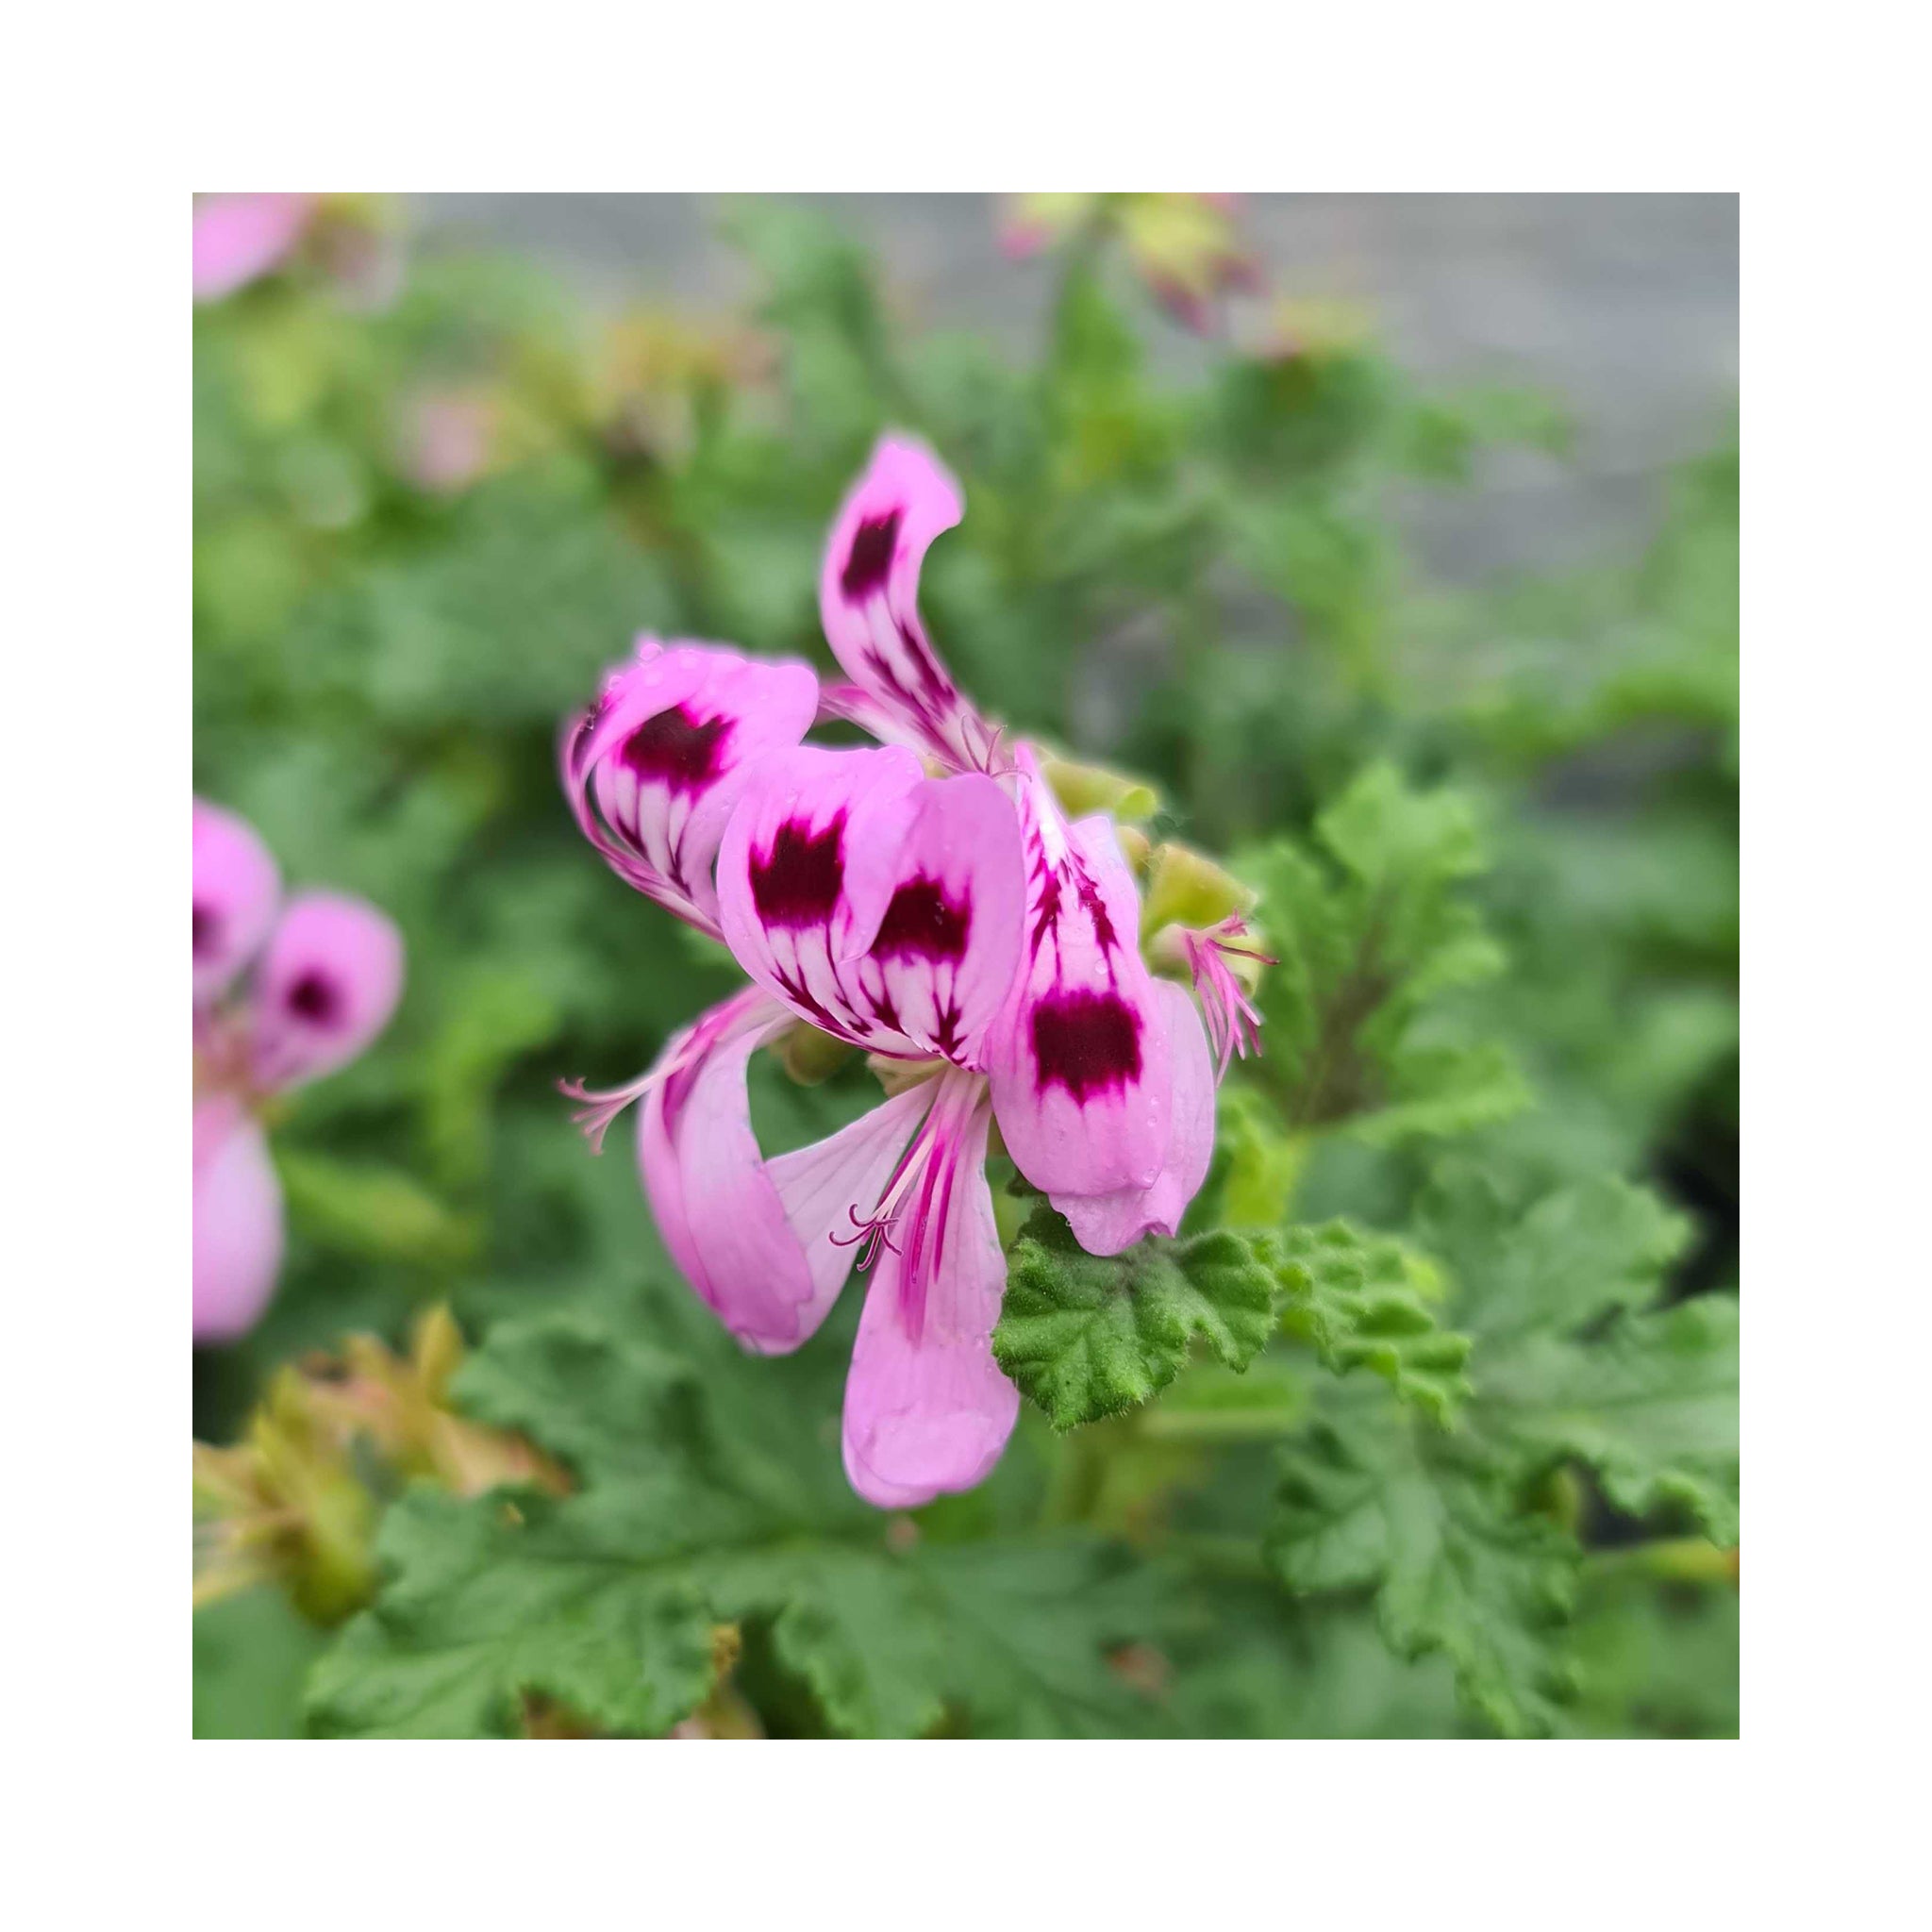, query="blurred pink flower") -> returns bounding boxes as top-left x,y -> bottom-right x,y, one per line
192,801 -> 404,1341
192,194 -> 316,303
998,192 -> 1261,335
399,390 -> 500,496
997,192 -> 1095,261
192,193 -> 405,310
